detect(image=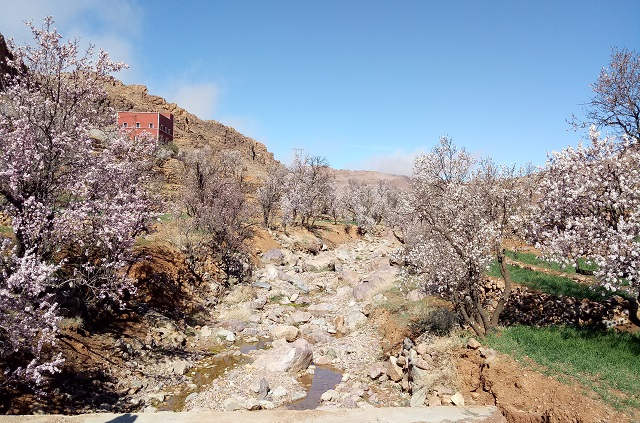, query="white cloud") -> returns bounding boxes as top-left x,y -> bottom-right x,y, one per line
0,0 -> 141,82
172,82 -> 219,120
350,149 -> 423,176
